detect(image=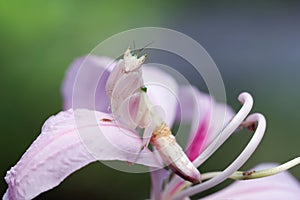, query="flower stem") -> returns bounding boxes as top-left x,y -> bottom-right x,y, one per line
201,156 -> 300,181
